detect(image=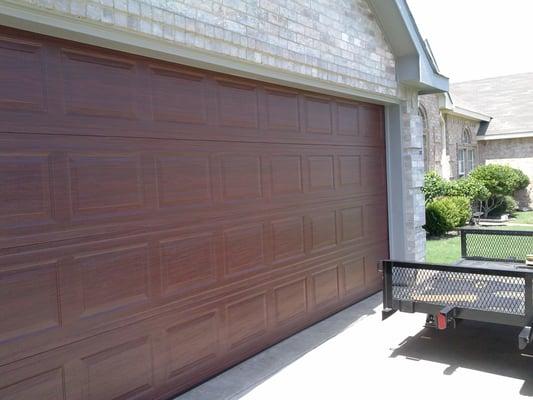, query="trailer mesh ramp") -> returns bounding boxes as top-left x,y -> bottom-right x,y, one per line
392,265 -> 526,315
461,228 -> 533,262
